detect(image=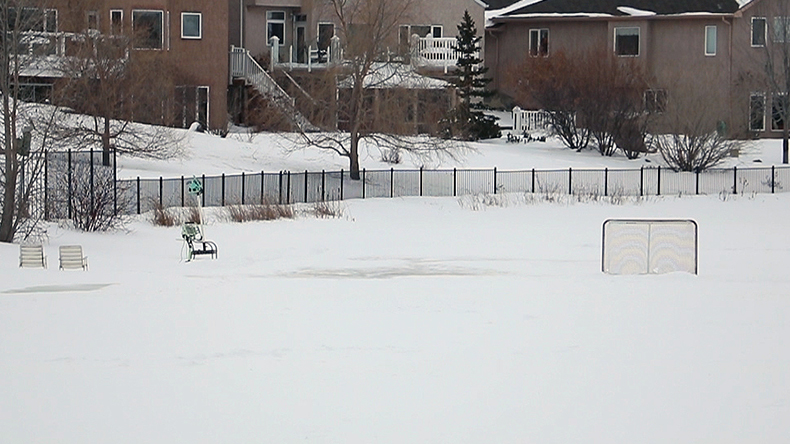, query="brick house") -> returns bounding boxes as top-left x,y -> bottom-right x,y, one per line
486,0 -> 790,138
15,0 -> 229,130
